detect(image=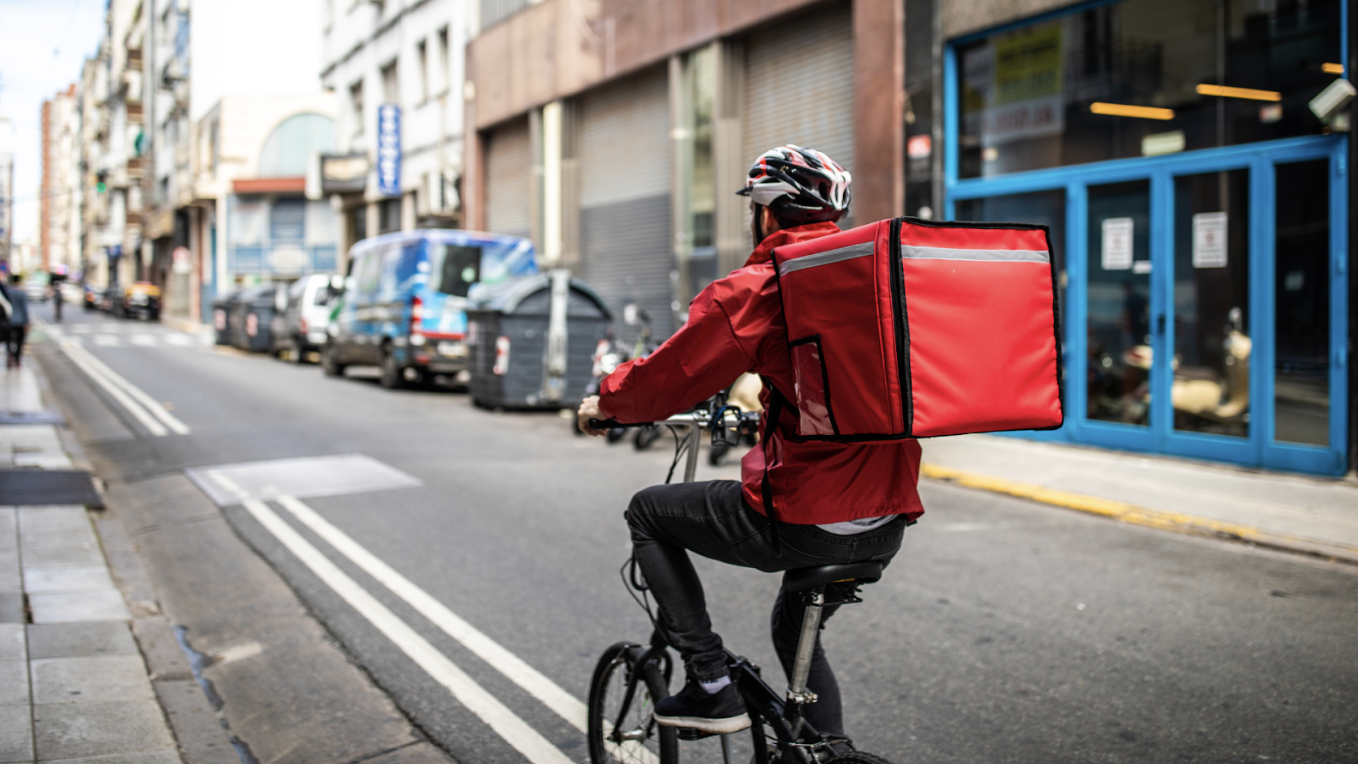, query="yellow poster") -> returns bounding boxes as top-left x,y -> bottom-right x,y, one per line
993,23 -> 1064,107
